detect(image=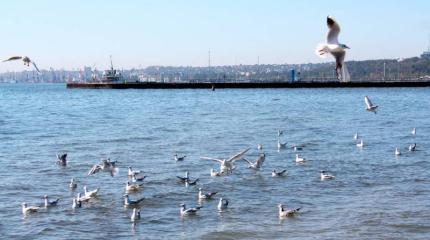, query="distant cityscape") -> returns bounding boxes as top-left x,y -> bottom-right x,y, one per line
1,51 -> 429,84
